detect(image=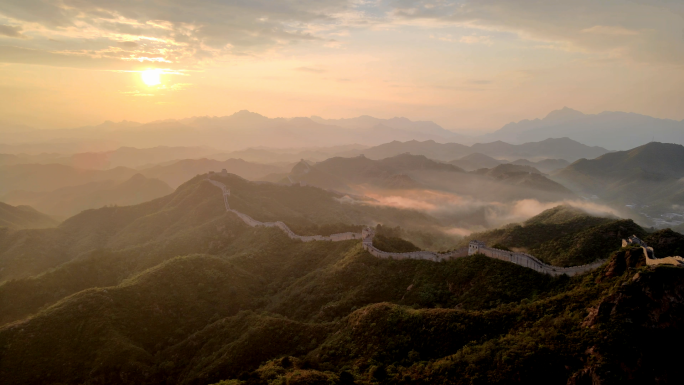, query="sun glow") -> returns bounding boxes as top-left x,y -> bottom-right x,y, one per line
141,69 -> 161,86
